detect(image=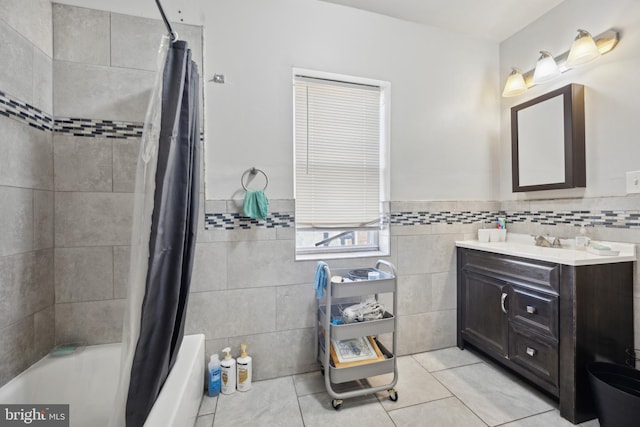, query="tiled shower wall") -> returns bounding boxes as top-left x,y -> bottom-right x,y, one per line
50,4 -> 203,346
0,0 -> 55,387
